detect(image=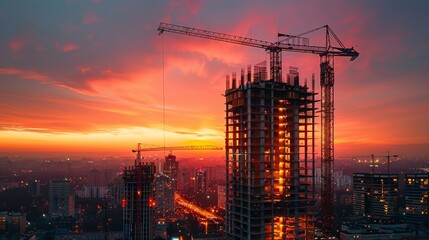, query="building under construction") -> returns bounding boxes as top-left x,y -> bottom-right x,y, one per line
123,161 -> 156,240
225,65 -> 316,240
